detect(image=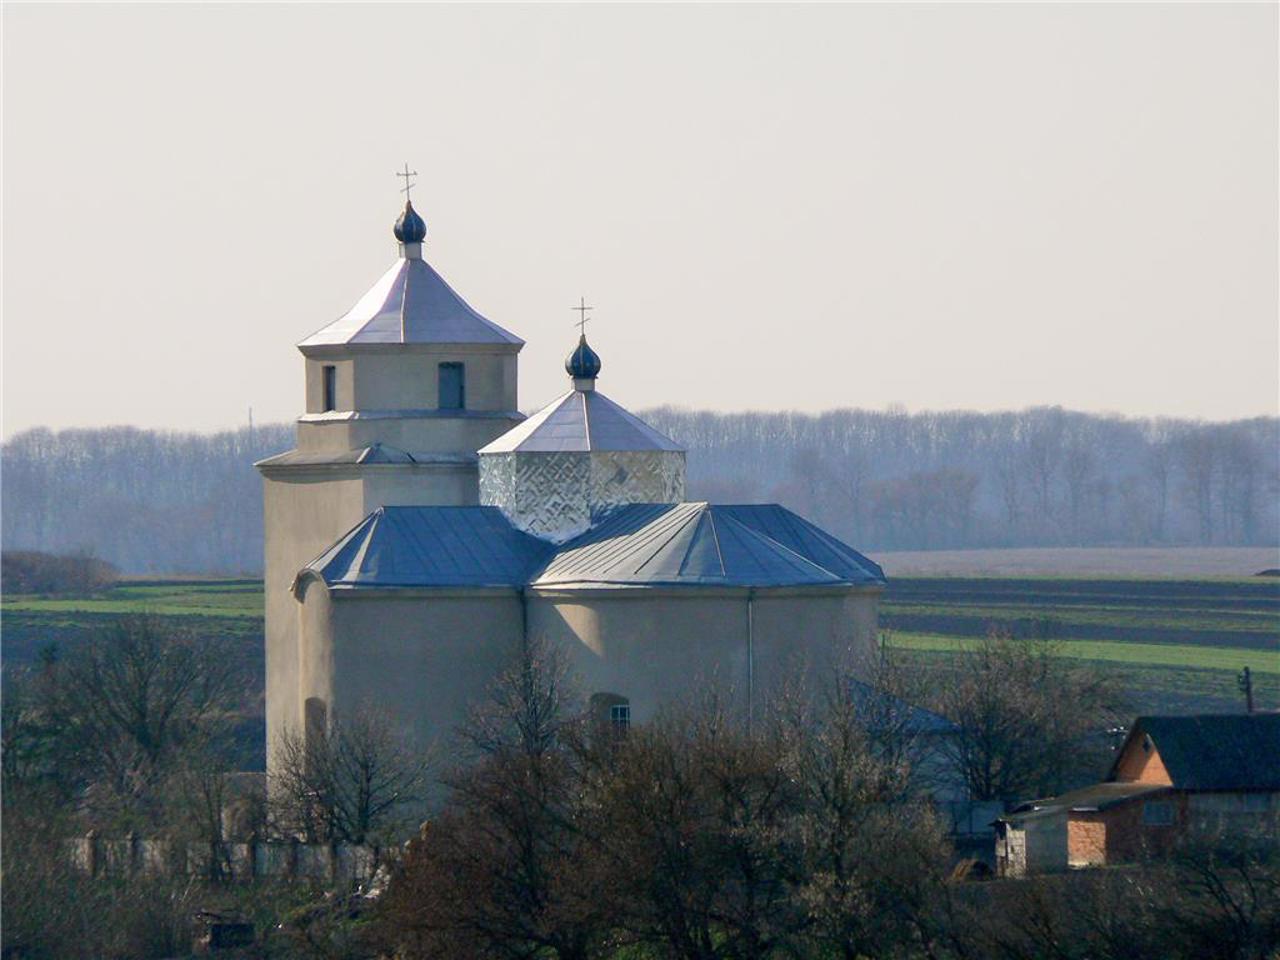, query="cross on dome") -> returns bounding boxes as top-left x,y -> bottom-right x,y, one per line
393,163 -> 427,247
396,162 -> 418,203
566,295 -> 602,384
572,296 -> 594,336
